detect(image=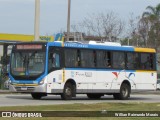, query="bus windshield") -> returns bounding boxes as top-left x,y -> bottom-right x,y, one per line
10,51 -> 45,78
